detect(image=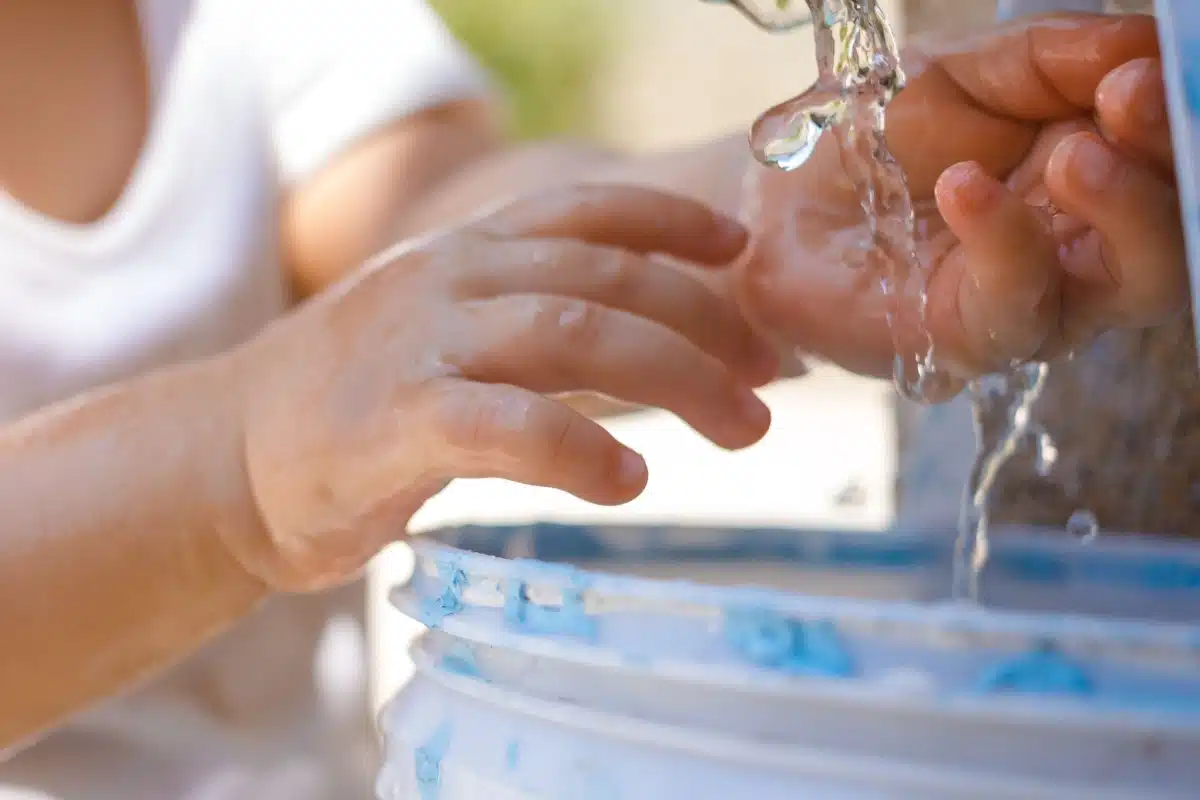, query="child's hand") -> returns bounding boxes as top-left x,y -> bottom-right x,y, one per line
736,14 -> 1183,394
228,185 -> 774,590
